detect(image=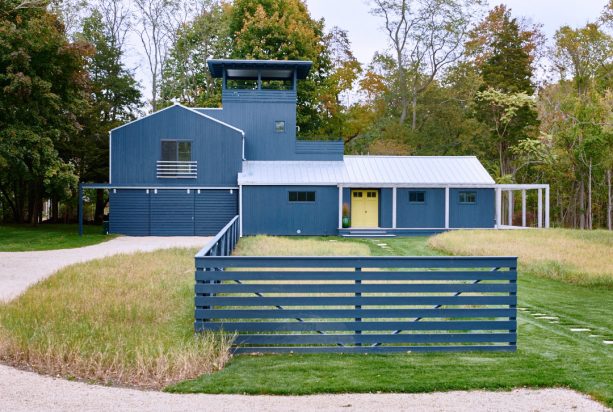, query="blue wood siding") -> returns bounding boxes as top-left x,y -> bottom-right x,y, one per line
379,188 -> 393,228
111,105 -> 242,186
109,188 -> 237,236
450,188 -> 496,228
195,189 -> 238,235
396,188 -> 445,228
242,186 -> 338,235
150,190 -> 195,235
109,189 -> 150,235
